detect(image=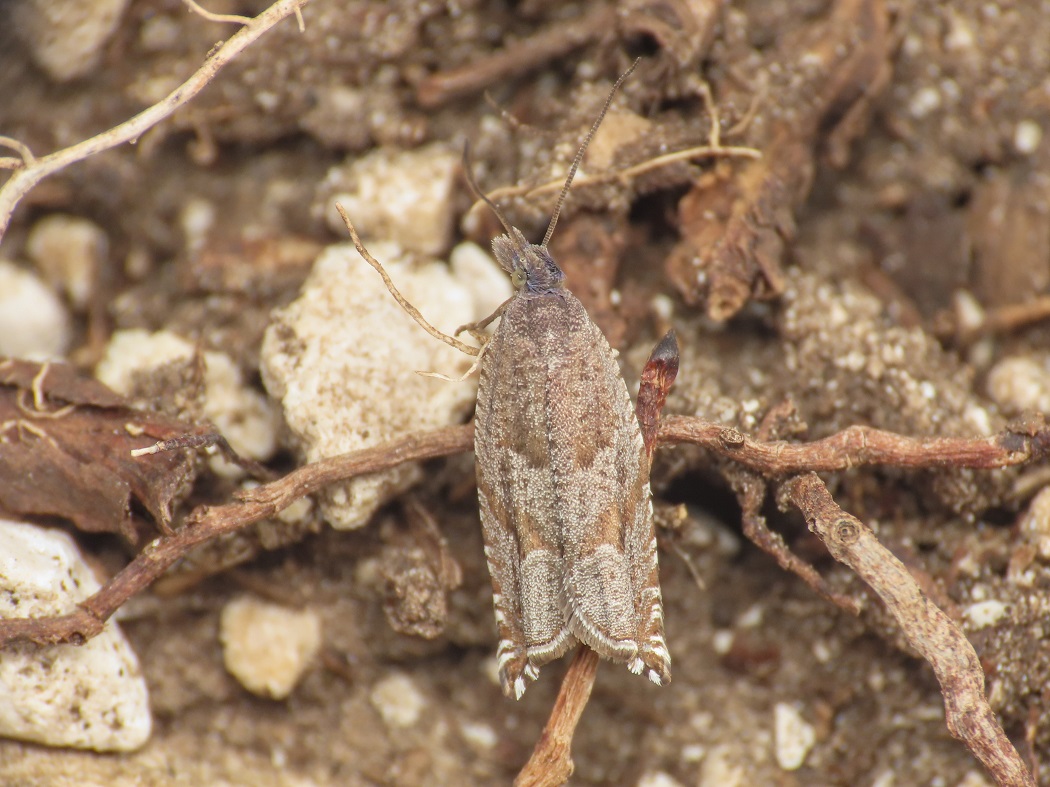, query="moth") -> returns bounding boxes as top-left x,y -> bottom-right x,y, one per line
340,60 -> 671,701
468,63 -> 671,700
